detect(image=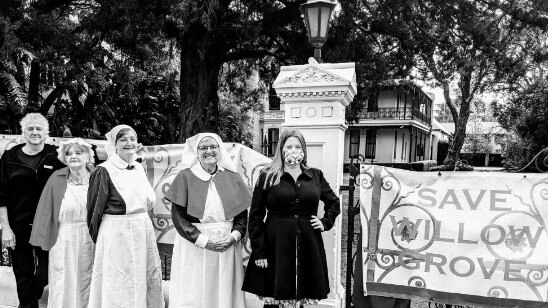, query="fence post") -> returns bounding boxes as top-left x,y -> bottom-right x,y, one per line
339,158 -> 361,308
340,178 -> 356,308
